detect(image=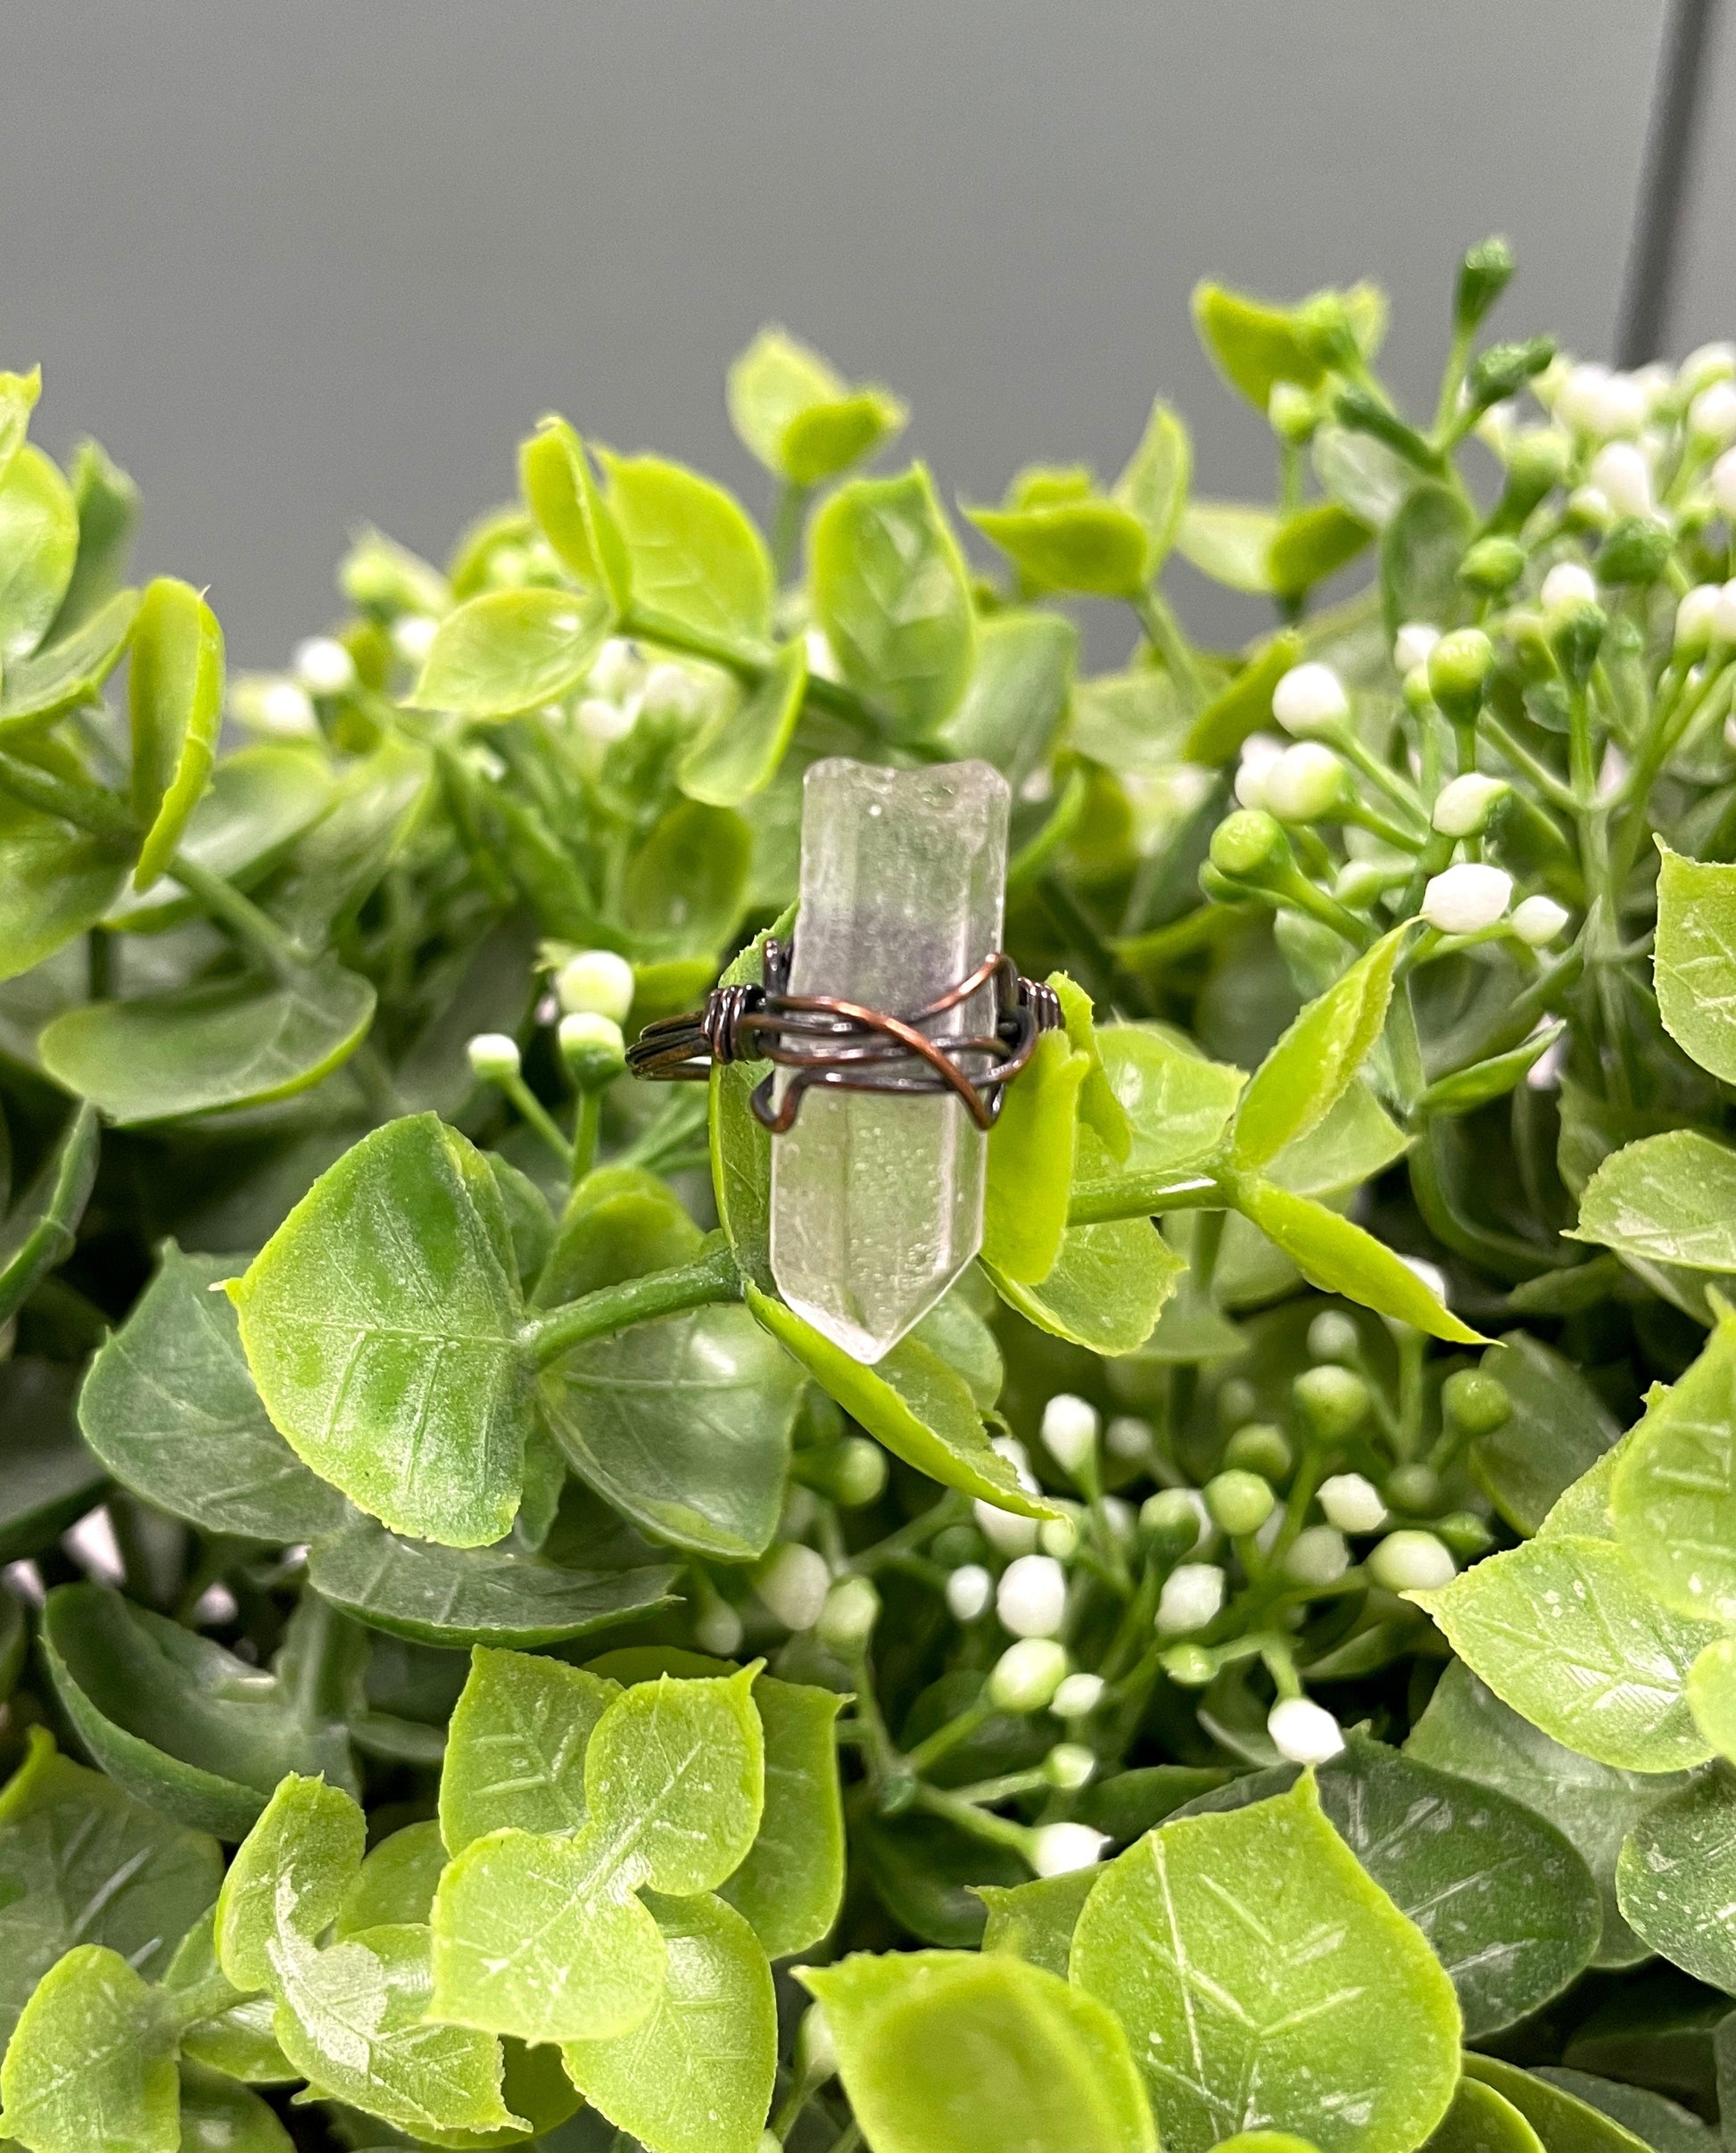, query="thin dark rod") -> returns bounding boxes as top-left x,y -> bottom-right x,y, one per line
1616,0 -> 1721,366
